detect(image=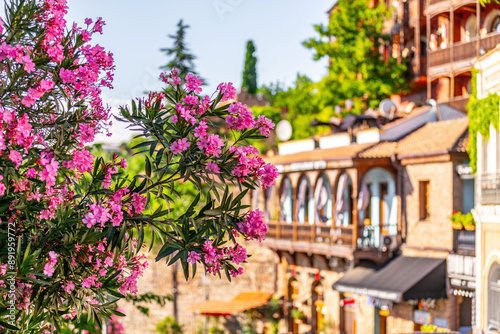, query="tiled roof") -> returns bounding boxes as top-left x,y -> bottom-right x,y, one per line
265,118 -> 469,165
396,117 -> 469,157
357,142 -> 398,158
265,143 -> 374,165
